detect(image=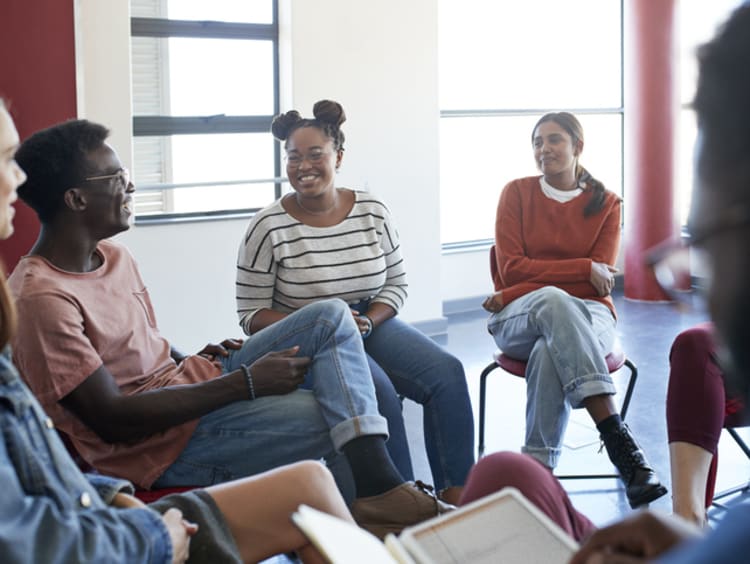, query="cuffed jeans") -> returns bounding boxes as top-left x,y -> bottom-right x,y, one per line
361,312 -> 475,490
487,287 -> 617,468
153,299 -> 387,501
